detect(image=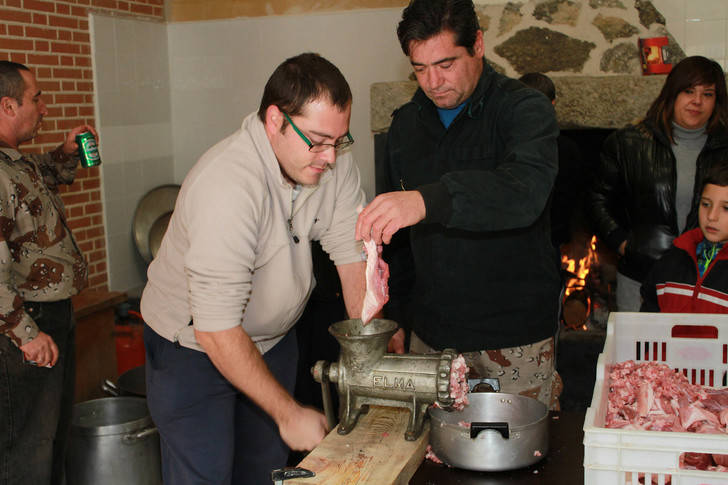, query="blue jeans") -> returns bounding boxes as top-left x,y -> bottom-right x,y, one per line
144,325 -> 297,485
0,299 -> 75,485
